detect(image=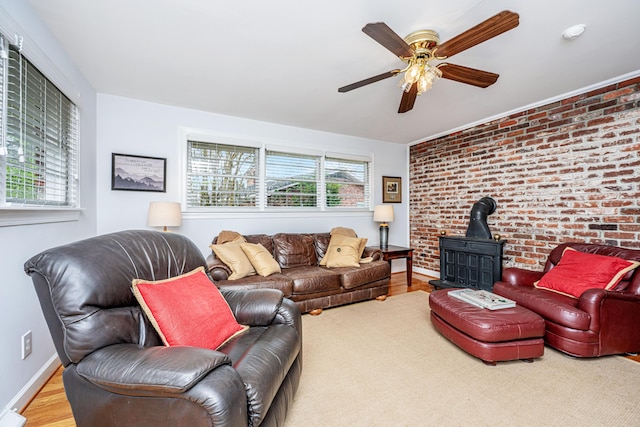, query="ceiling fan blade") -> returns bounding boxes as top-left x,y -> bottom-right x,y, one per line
398,83 -> 418,113
435,10 -> 519,58
439,63 -> 499,88
338,70 -> 401,93
362,22 -> 414,58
